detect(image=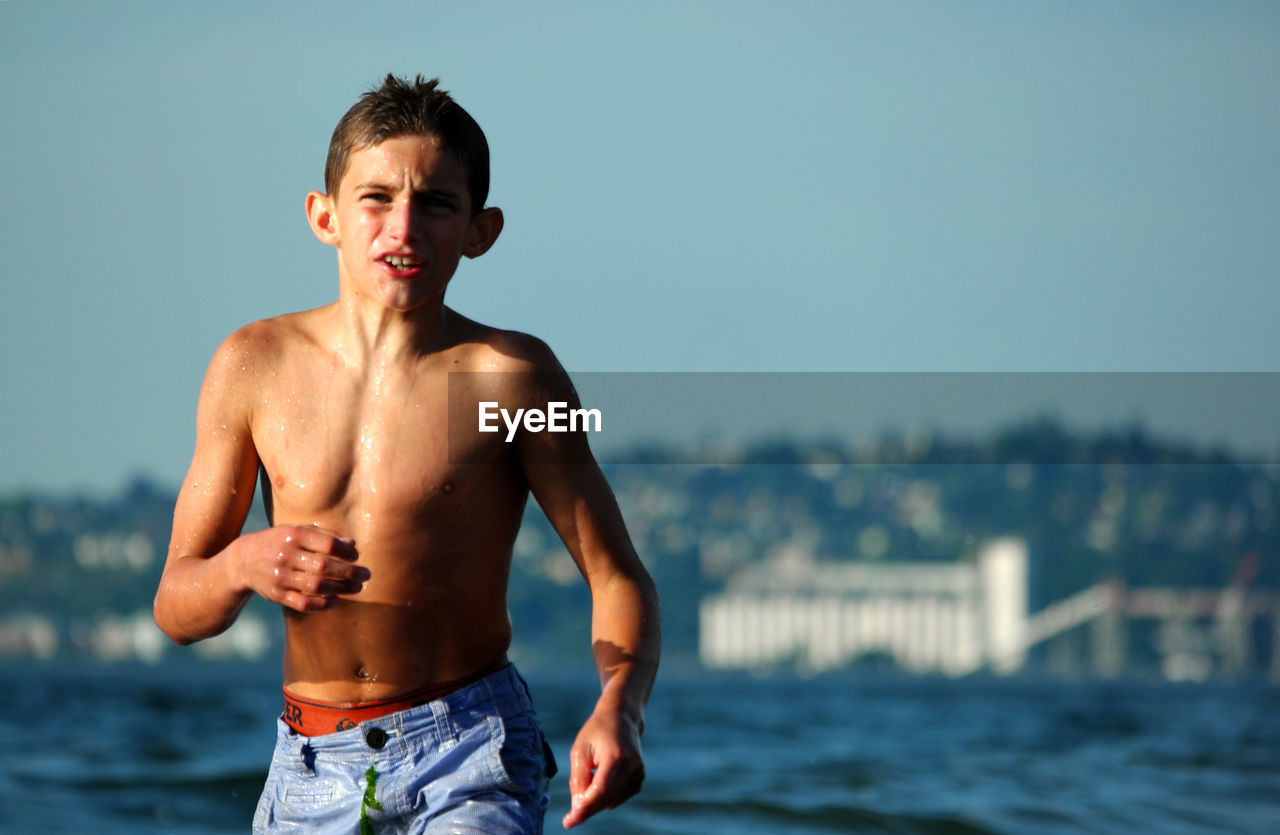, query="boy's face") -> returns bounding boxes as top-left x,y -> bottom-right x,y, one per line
308,134 -> 501,313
